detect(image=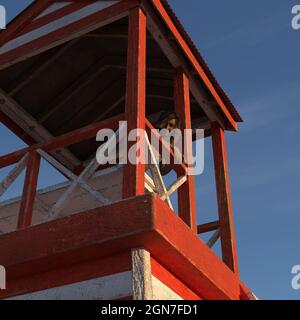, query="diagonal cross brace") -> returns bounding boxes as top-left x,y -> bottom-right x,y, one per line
37,149 -> 110,221
207,229 -> 221,248
38,122 -> 126,221
0,153 -> 29,197
145,133 -> 173,210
